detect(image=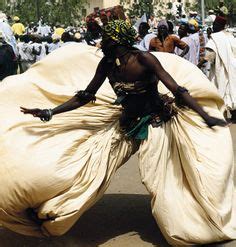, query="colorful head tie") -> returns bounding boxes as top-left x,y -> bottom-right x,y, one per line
103,19 -> 136,46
